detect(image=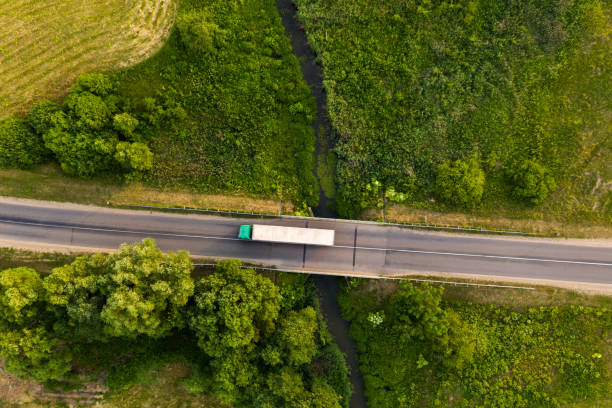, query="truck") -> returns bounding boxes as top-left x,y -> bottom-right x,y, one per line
238,224 -> 335,246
